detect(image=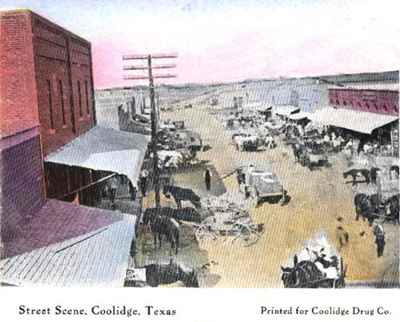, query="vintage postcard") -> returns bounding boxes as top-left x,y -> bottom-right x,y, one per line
0,0 -> 399,321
